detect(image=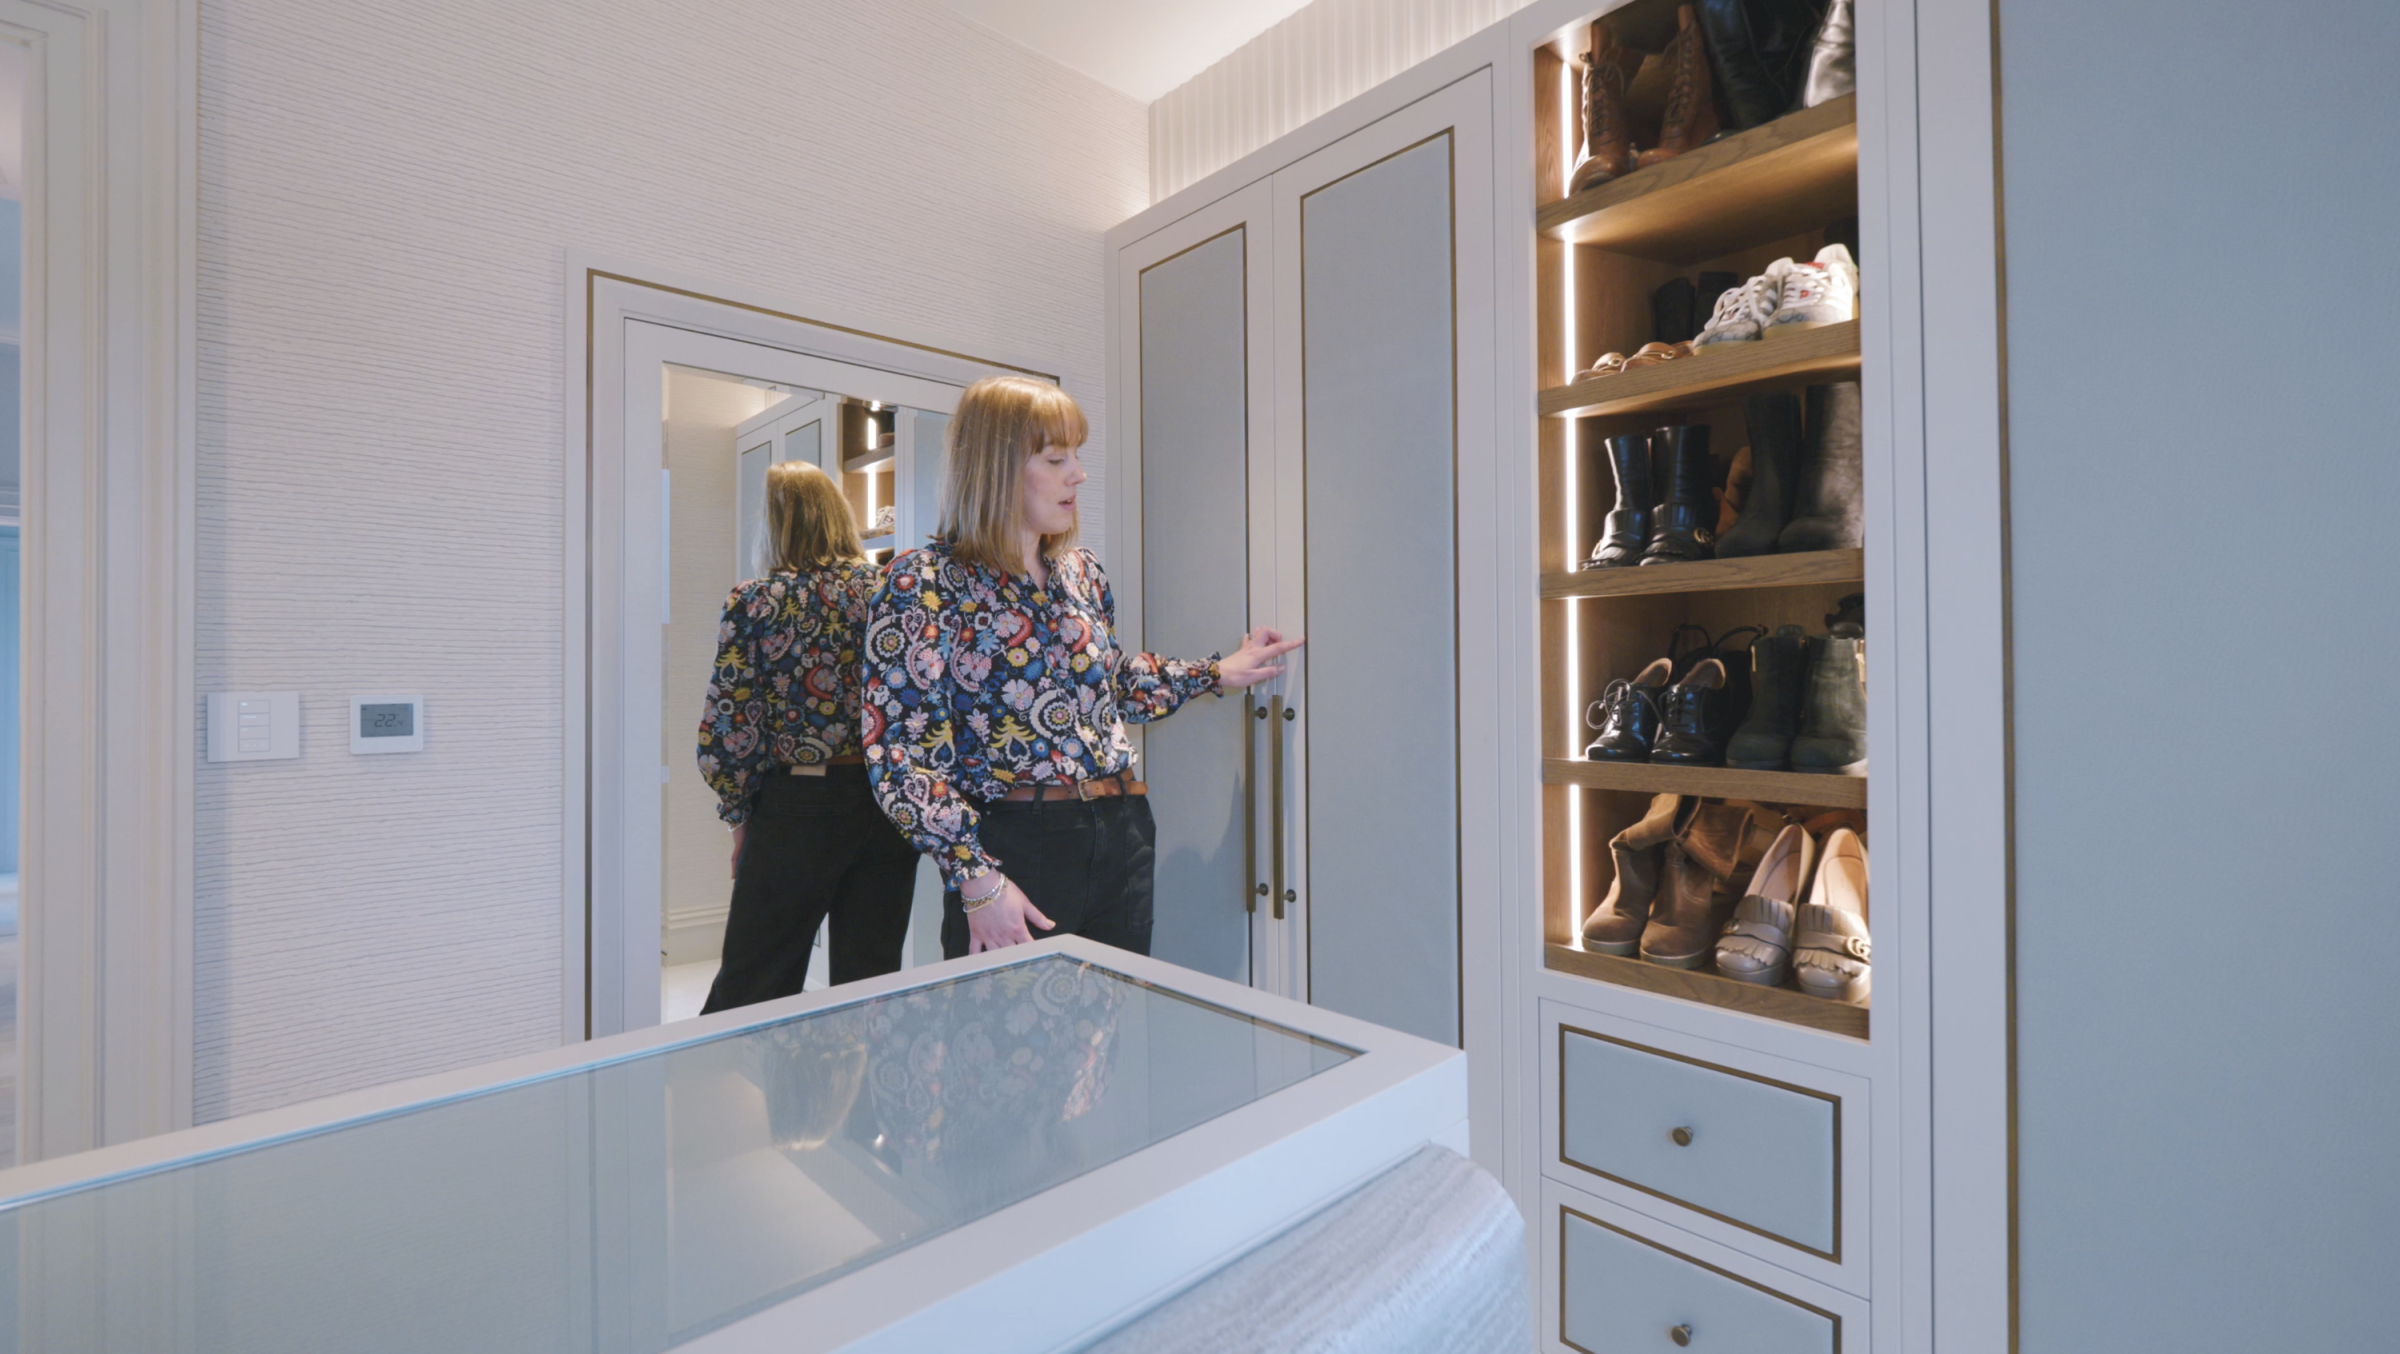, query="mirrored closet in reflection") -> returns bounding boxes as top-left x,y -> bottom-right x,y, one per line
655,365 -> 949,1021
